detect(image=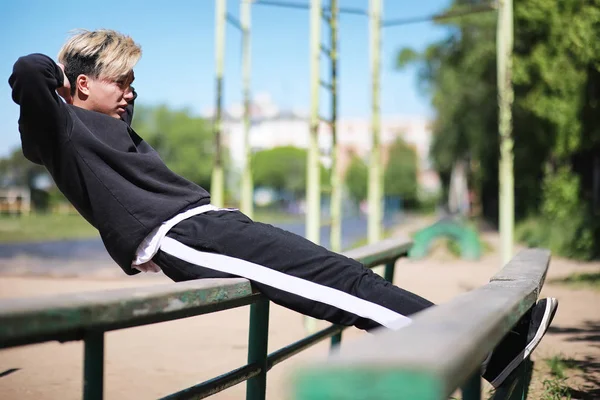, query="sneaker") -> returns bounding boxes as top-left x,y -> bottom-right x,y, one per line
482,297 -> 558,388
